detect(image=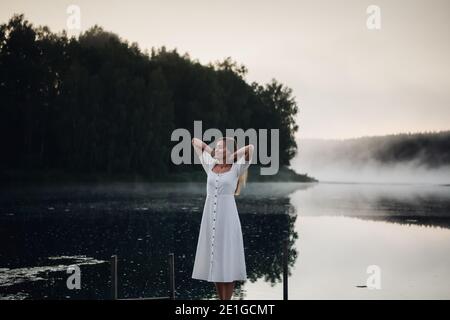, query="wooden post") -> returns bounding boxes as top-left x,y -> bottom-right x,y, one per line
283,239 -> 288,300
168,253 -> 175,299
111,255 -> 118,300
